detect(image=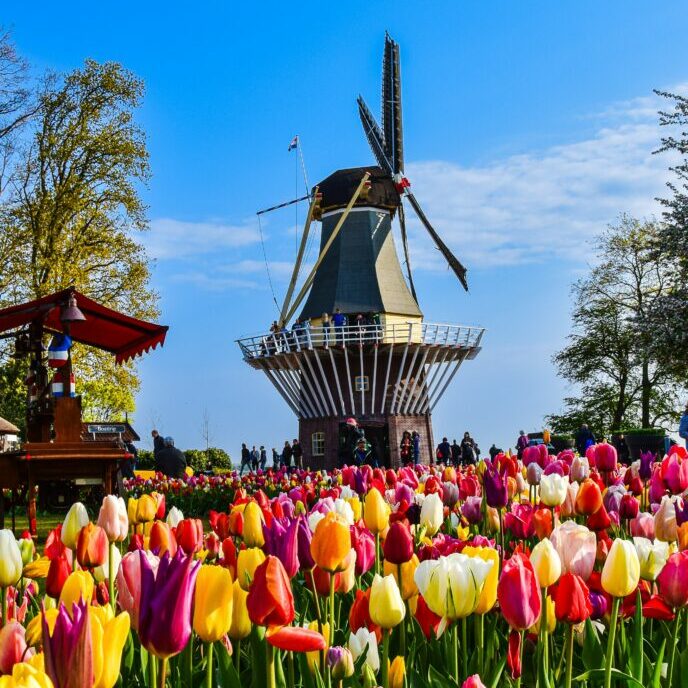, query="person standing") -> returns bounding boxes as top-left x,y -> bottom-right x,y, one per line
436,437 -> 451,464
321,312 -> 332,347
259,446 -> 267,471
292,439 -> 303,470
281,440 -> 293,471
460,432 -> 477,466
333,308 -> 346,345
575,424 -> 596,456
679,403 -> 688,448
489,443 -> 501,460
152,430 -> 165,460
450,439 -> 461,466
240,443 -> 251,476
412,431 -> 420,464
250,446 -> 259,472
155,437 -> 187,478
515,430 -> 529,460
399,431 -> 412,465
